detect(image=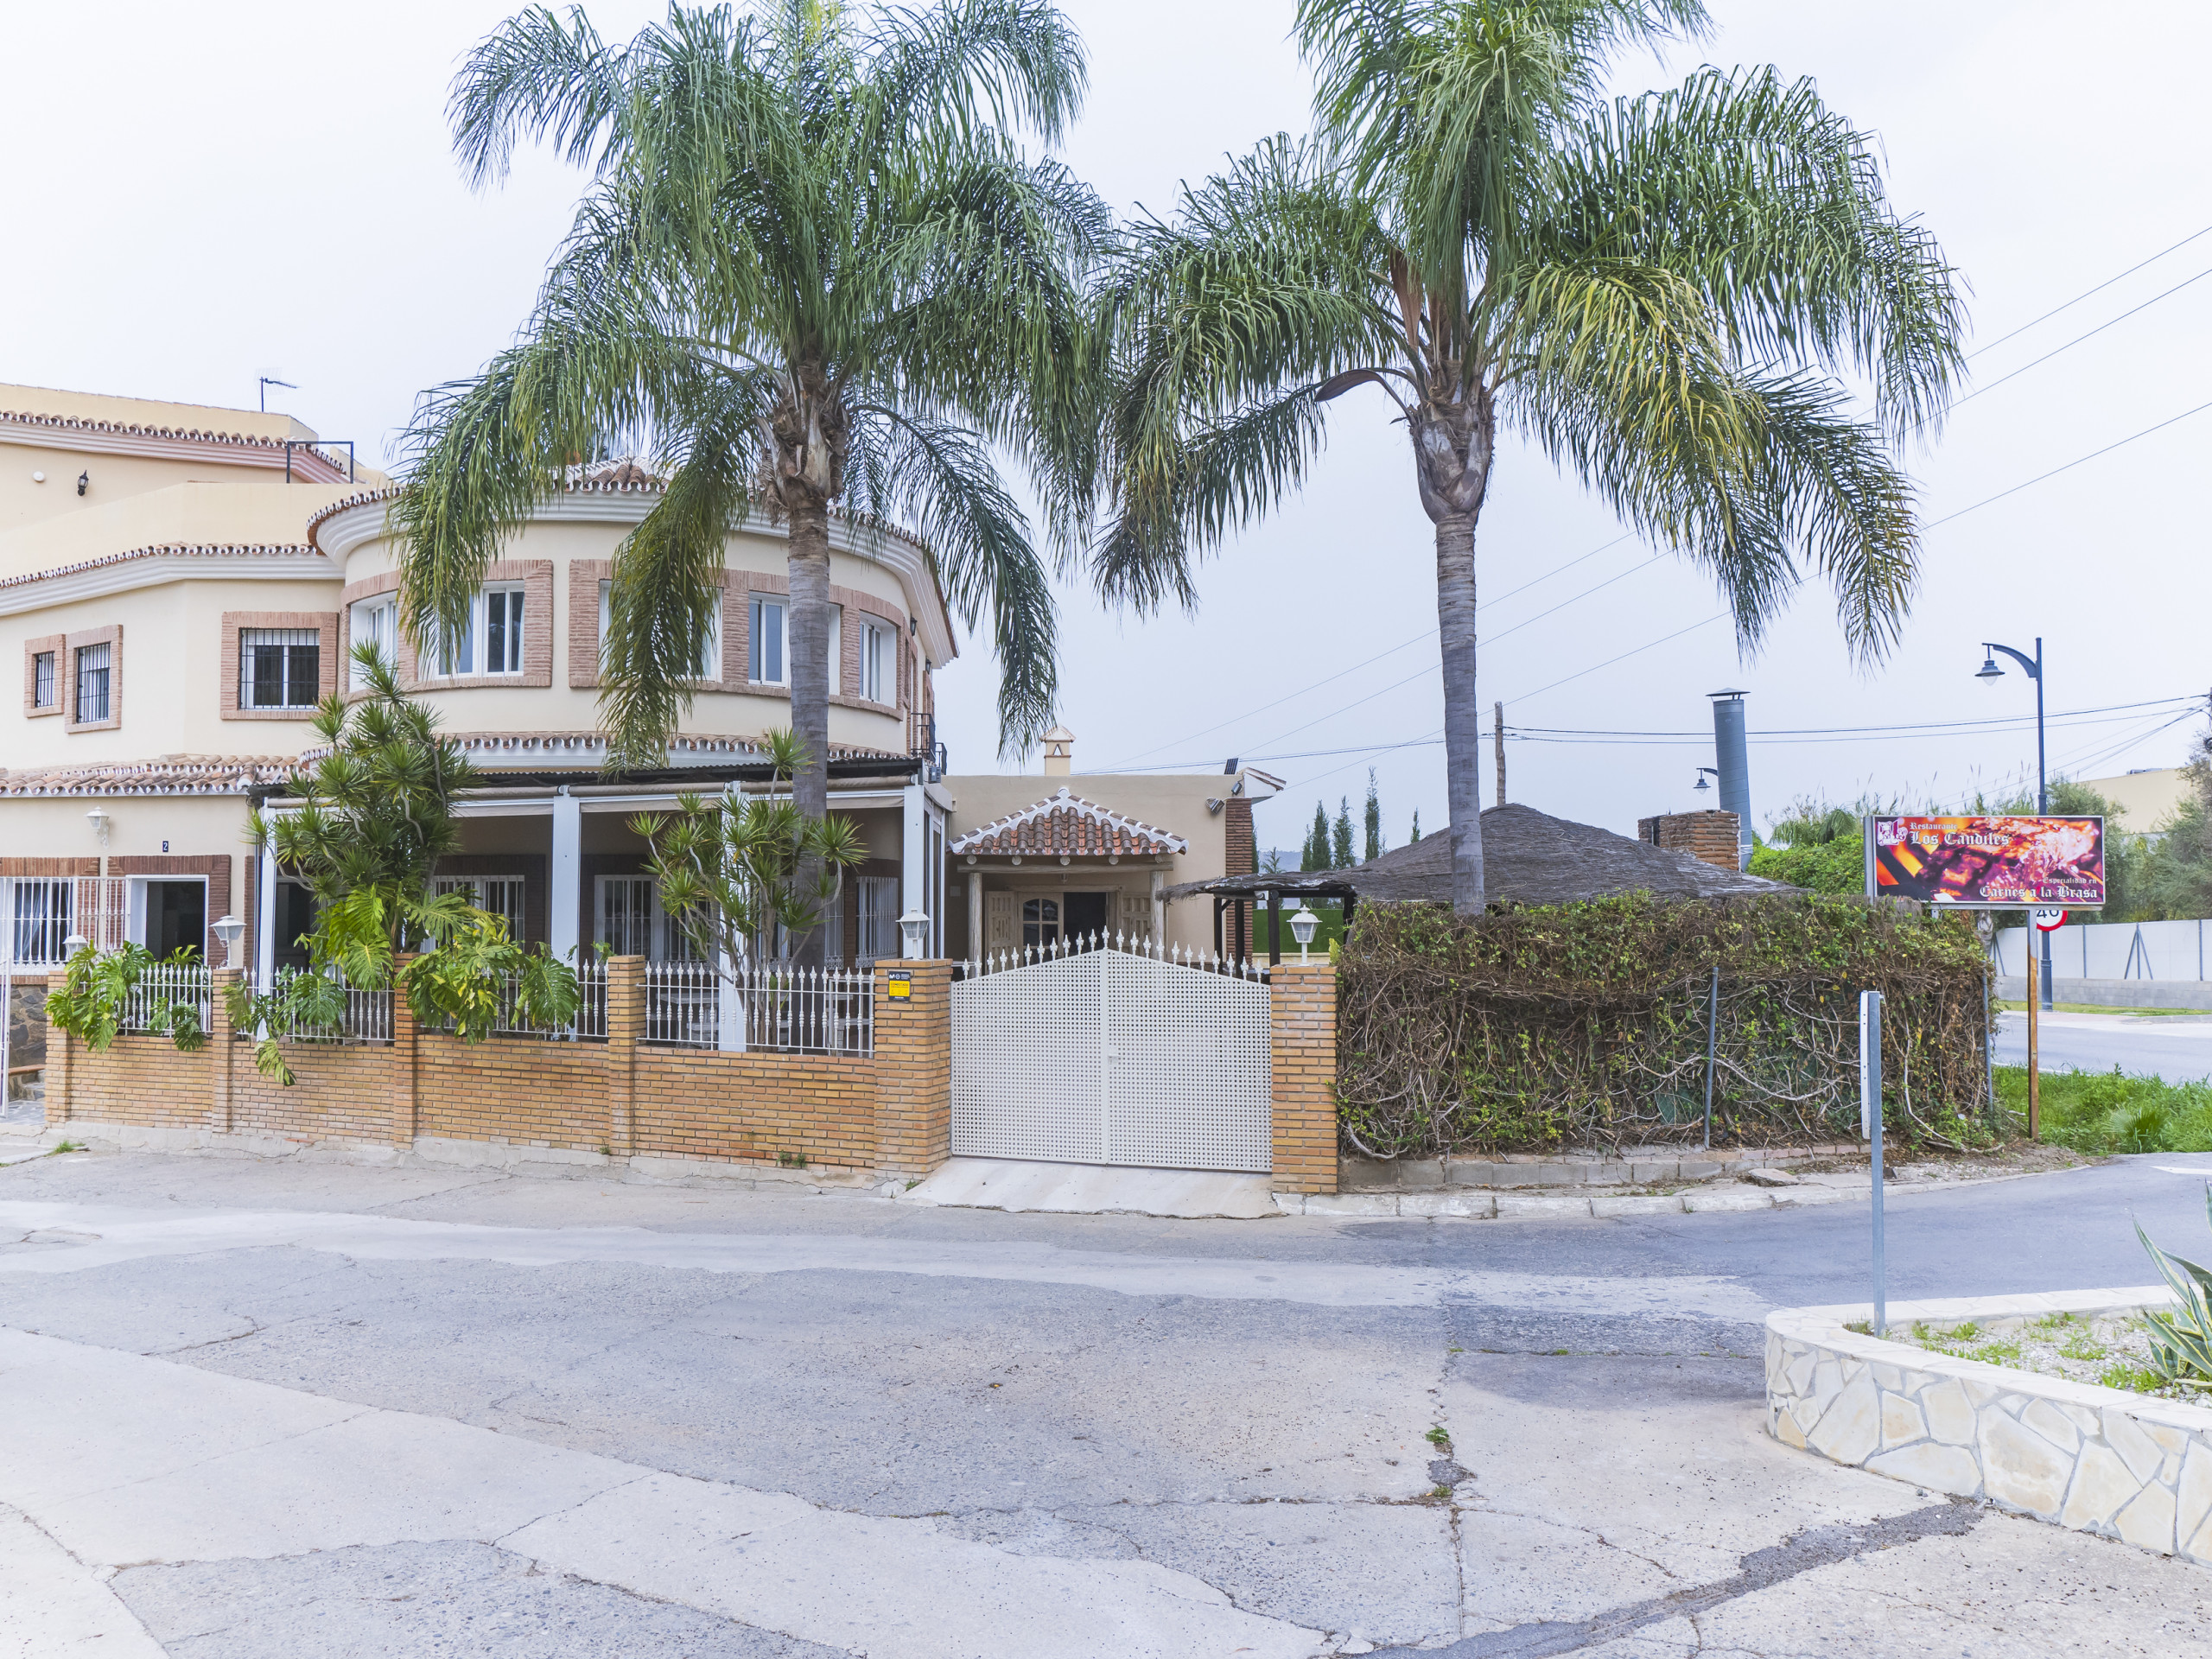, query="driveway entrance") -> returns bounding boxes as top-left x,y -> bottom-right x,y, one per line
950,945 -> 1272,1172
